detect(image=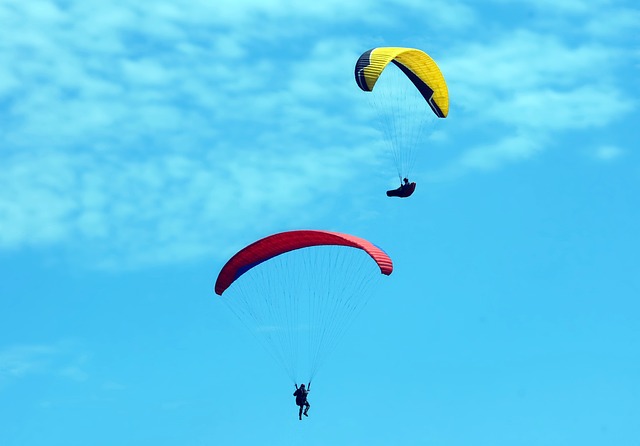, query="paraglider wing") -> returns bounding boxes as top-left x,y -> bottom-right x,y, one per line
354,47 -> 449,118
215,230 -> 393,296
214,230 -> 394,382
